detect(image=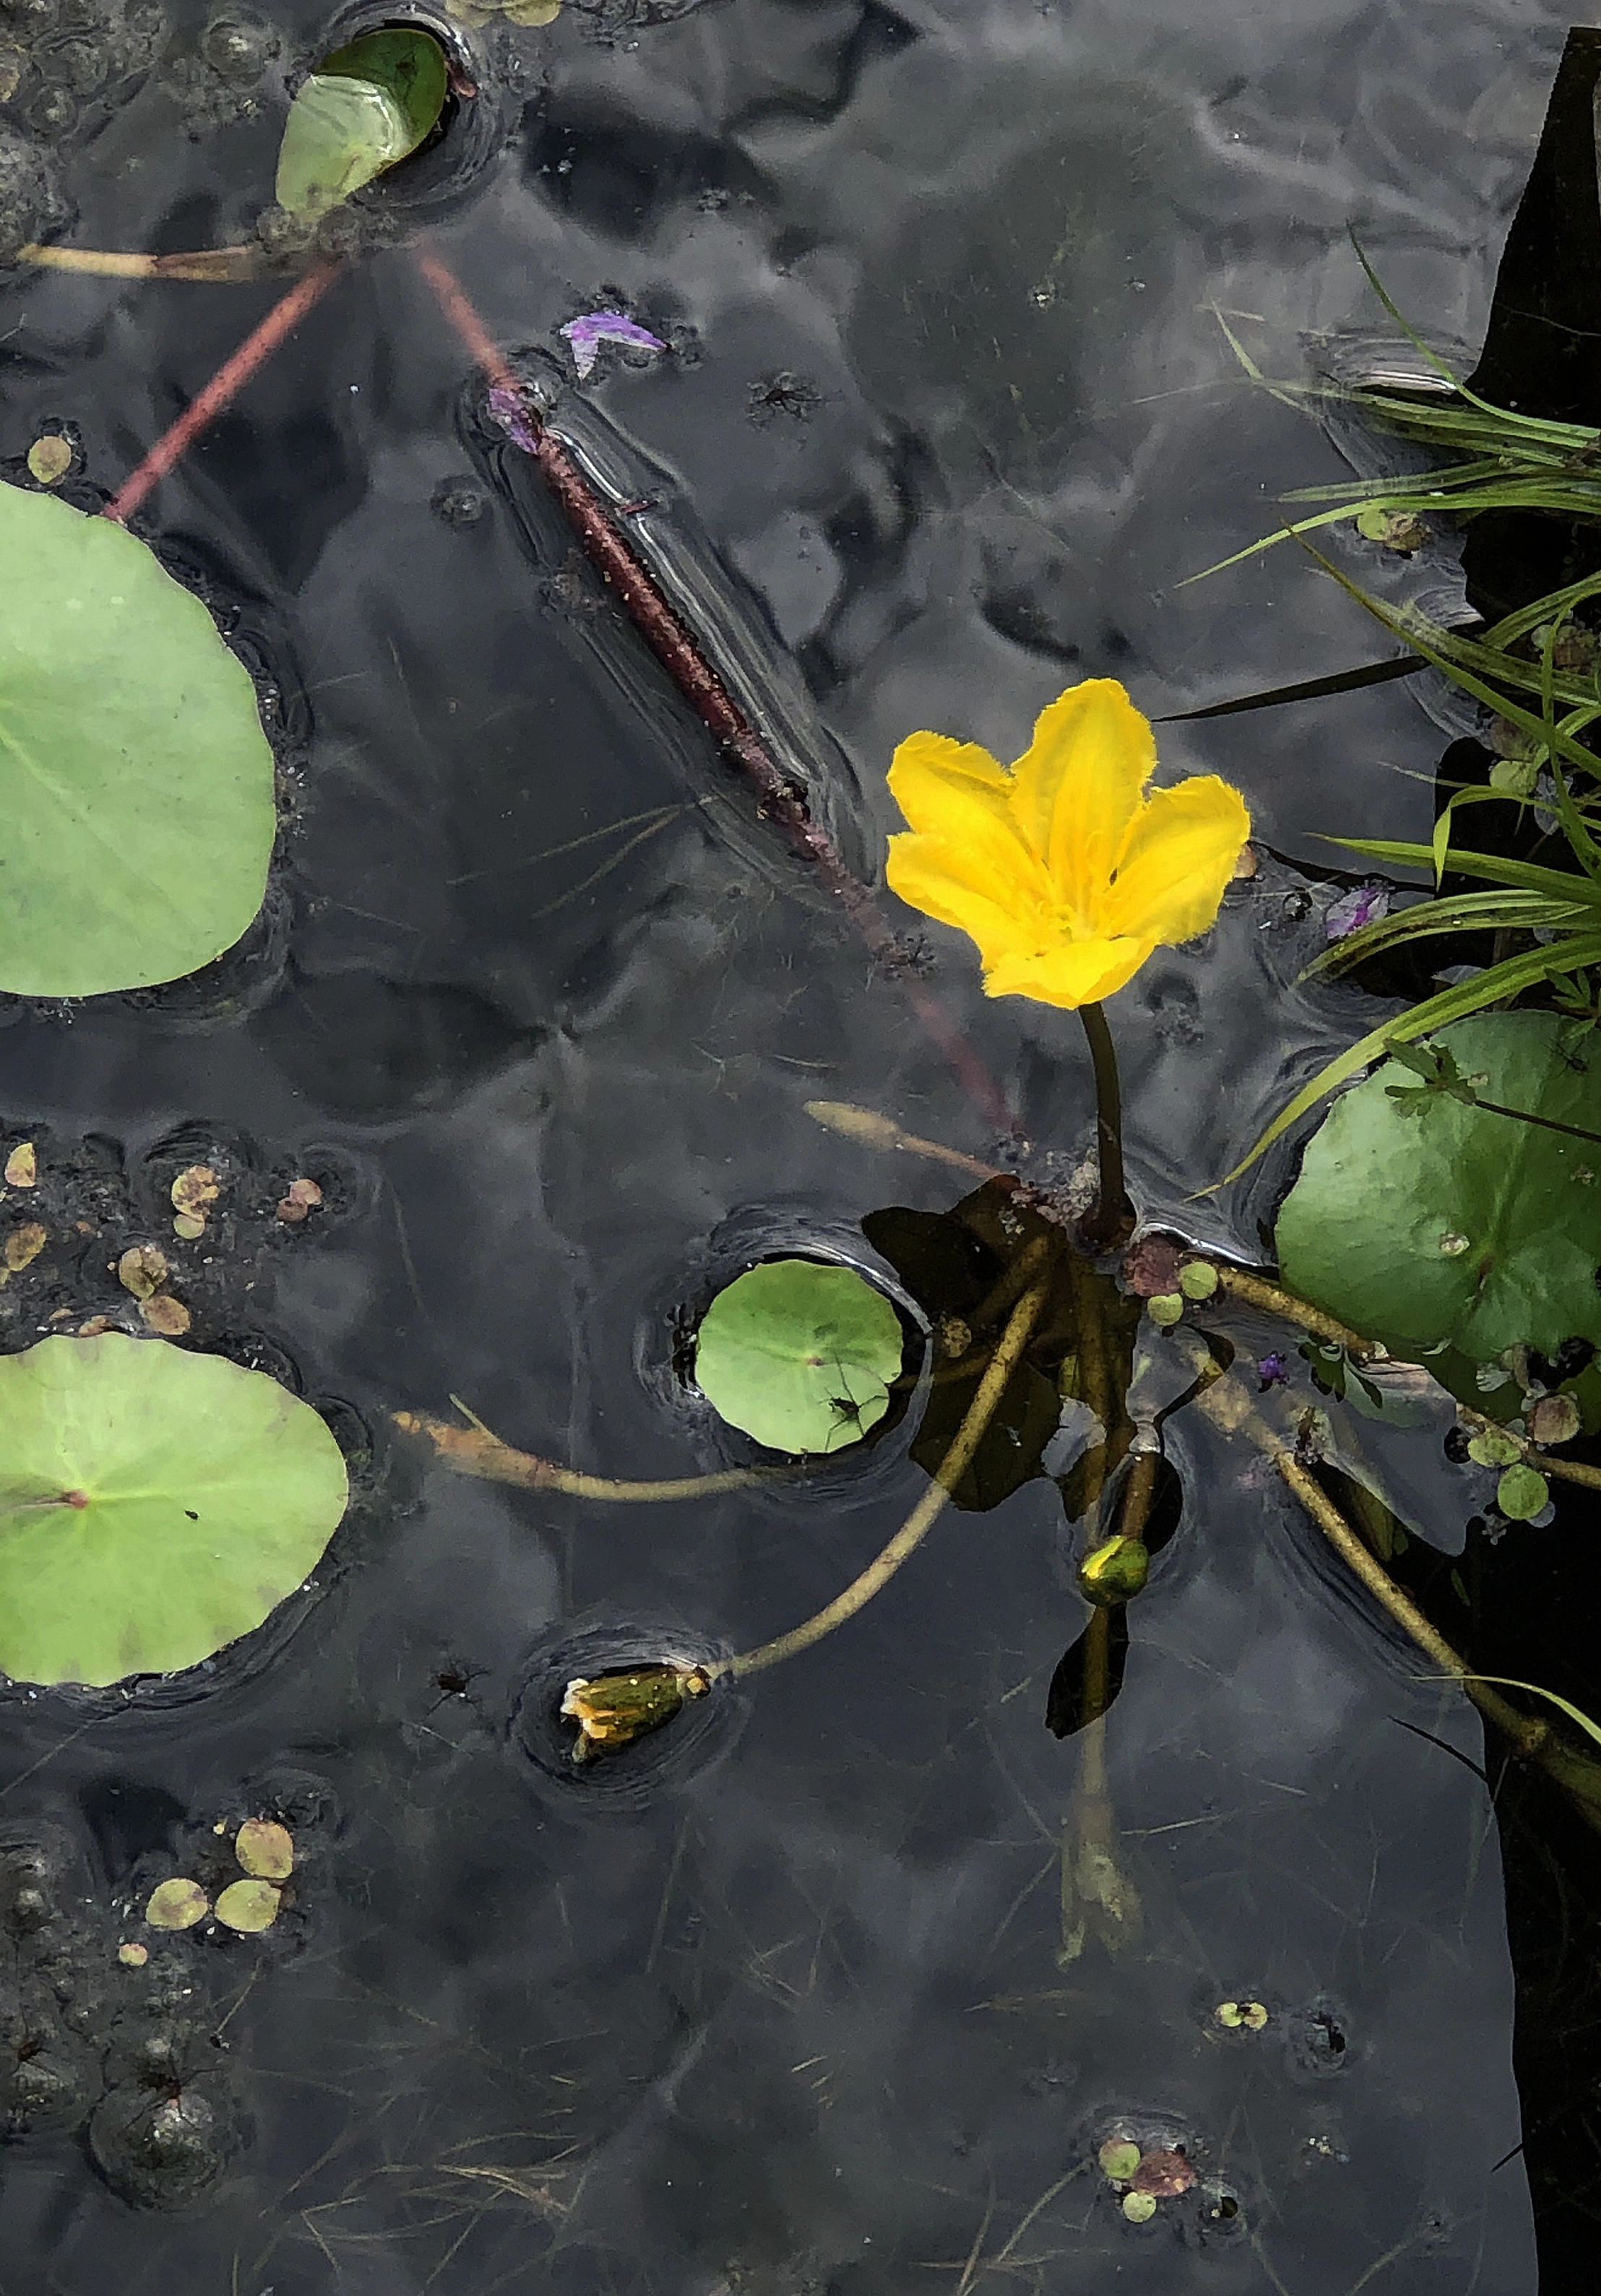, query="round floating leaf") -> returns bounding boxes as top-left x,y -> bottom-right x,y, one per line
235,1820 -> 293,1881
1496,1463 -> 1549,1522
275,29 -> 447,217
214,1878 -> 281,1933
0,1332 -> 349,1688
145,1878 -> 208,1930
694,1259 -> 905,1454
0,485 -> 277,998
1276,1014 -> 1601,1362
